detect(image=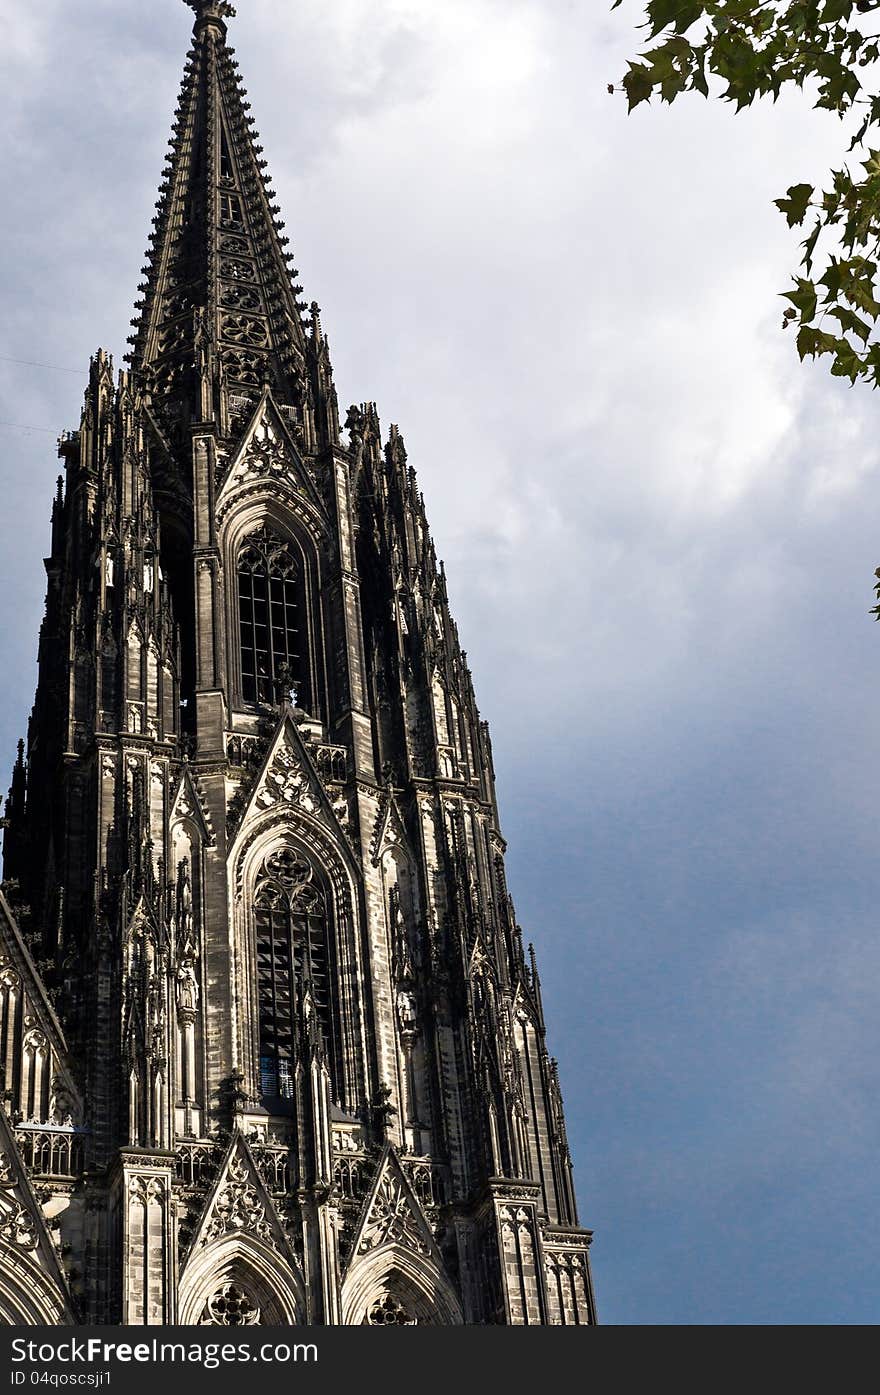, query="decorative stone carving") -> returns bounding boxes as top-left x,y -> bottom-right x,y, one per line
219,258 -> 256,283
0,1154 -> 38,1251
169,769 -> 215,845
221,347 -> 265,388
201,1282 -> 260,1326
357,1162 -> 431,1258
201,1153 -> 274,1248
366,1294 -> 417,1326
256,743 -> 319,816
222,312 -> 268,348
370,790 -> 410,865
220,283 -> 261,314
0,964 -> 20,993
227,411 -> 303,495
121,906 -> 169,1079
219,235 -> 248,256
261,847 -> 311,894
